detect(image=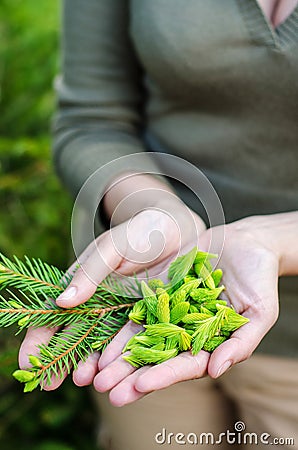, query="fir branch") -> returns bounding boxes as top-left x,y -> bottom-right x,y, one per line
36,308 -> 131,386
102,273 -> 142,299
0,291 -> 135,330
38,319 -> 100,384
0,253 -> 67,295
0,253 -> 138,302
90,308 -> 131,351
0,253 -> 139,391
